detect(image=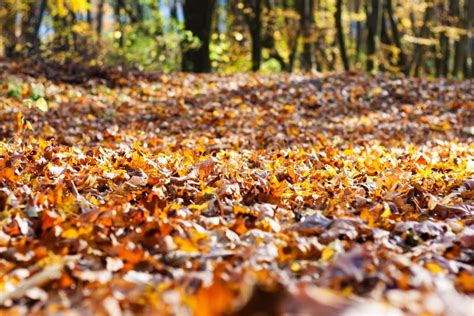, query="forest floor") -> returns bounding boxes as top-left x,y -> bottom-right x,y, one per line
0,66 -> 473,315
